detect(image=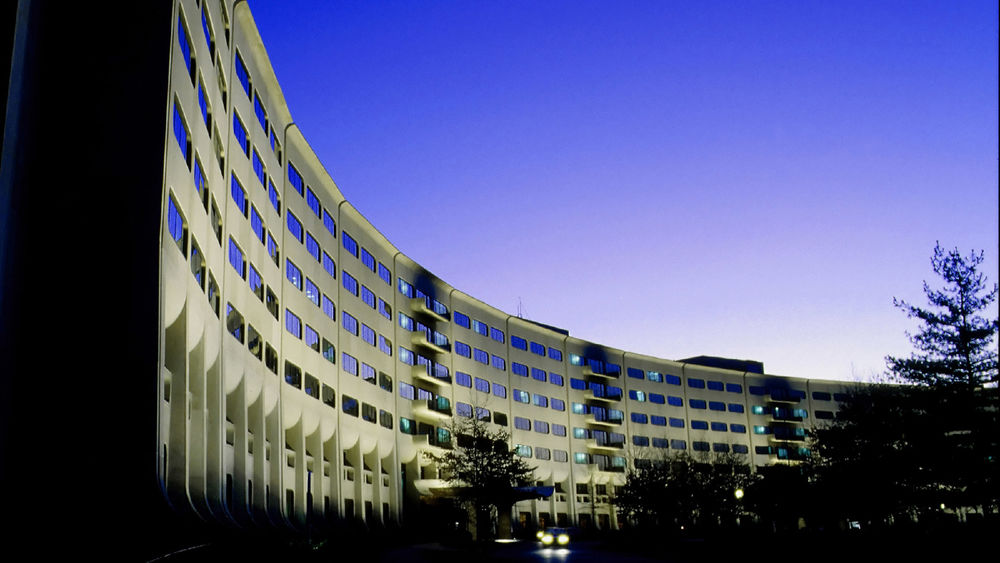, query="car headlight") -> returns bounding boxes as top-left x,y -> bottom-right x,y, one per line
541,533 -> 554,545
536,530 -> 545,539
557,533 -> 569,545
